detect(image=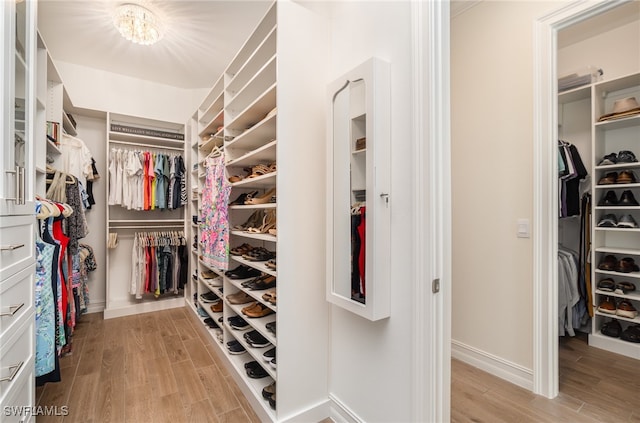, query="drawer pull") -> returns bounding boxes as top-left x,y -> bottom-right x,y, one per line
0,303 -> 25,317
0,244 -> 25,251
0,361 -> 24,383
